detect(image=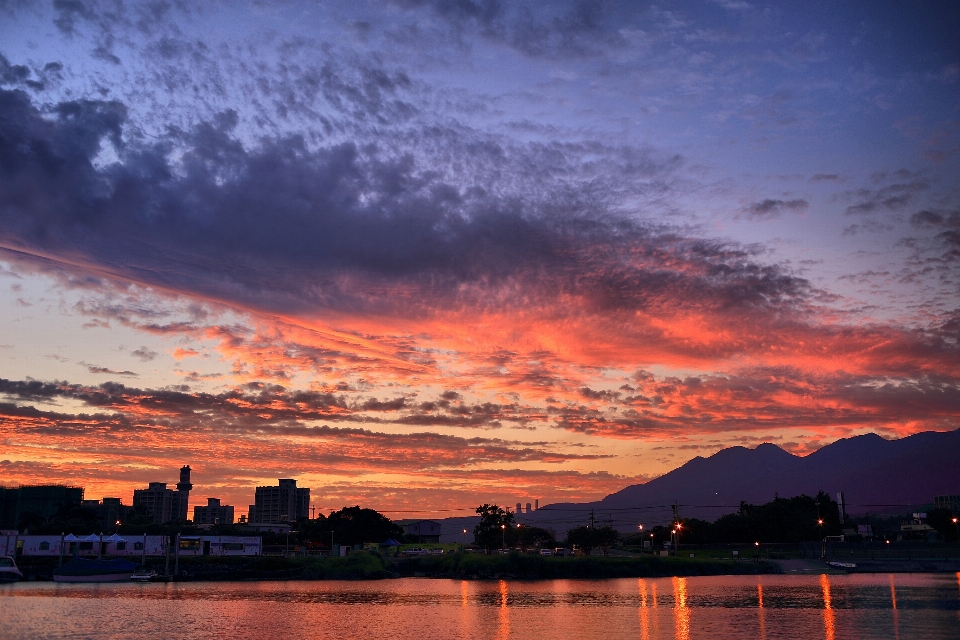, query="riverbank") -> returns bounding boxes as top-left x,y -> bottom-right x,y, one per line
13,551 -> 781,581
